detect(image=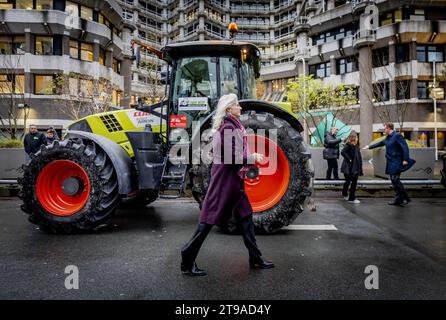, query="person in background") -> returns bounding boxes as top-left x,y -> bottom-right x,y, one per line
23,125 -> 47,161
363,122 -> 415,206
323,127 -> 342,180
46,129 -> 58,144
48,126 -> 60,140
341,130 -> 363,204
